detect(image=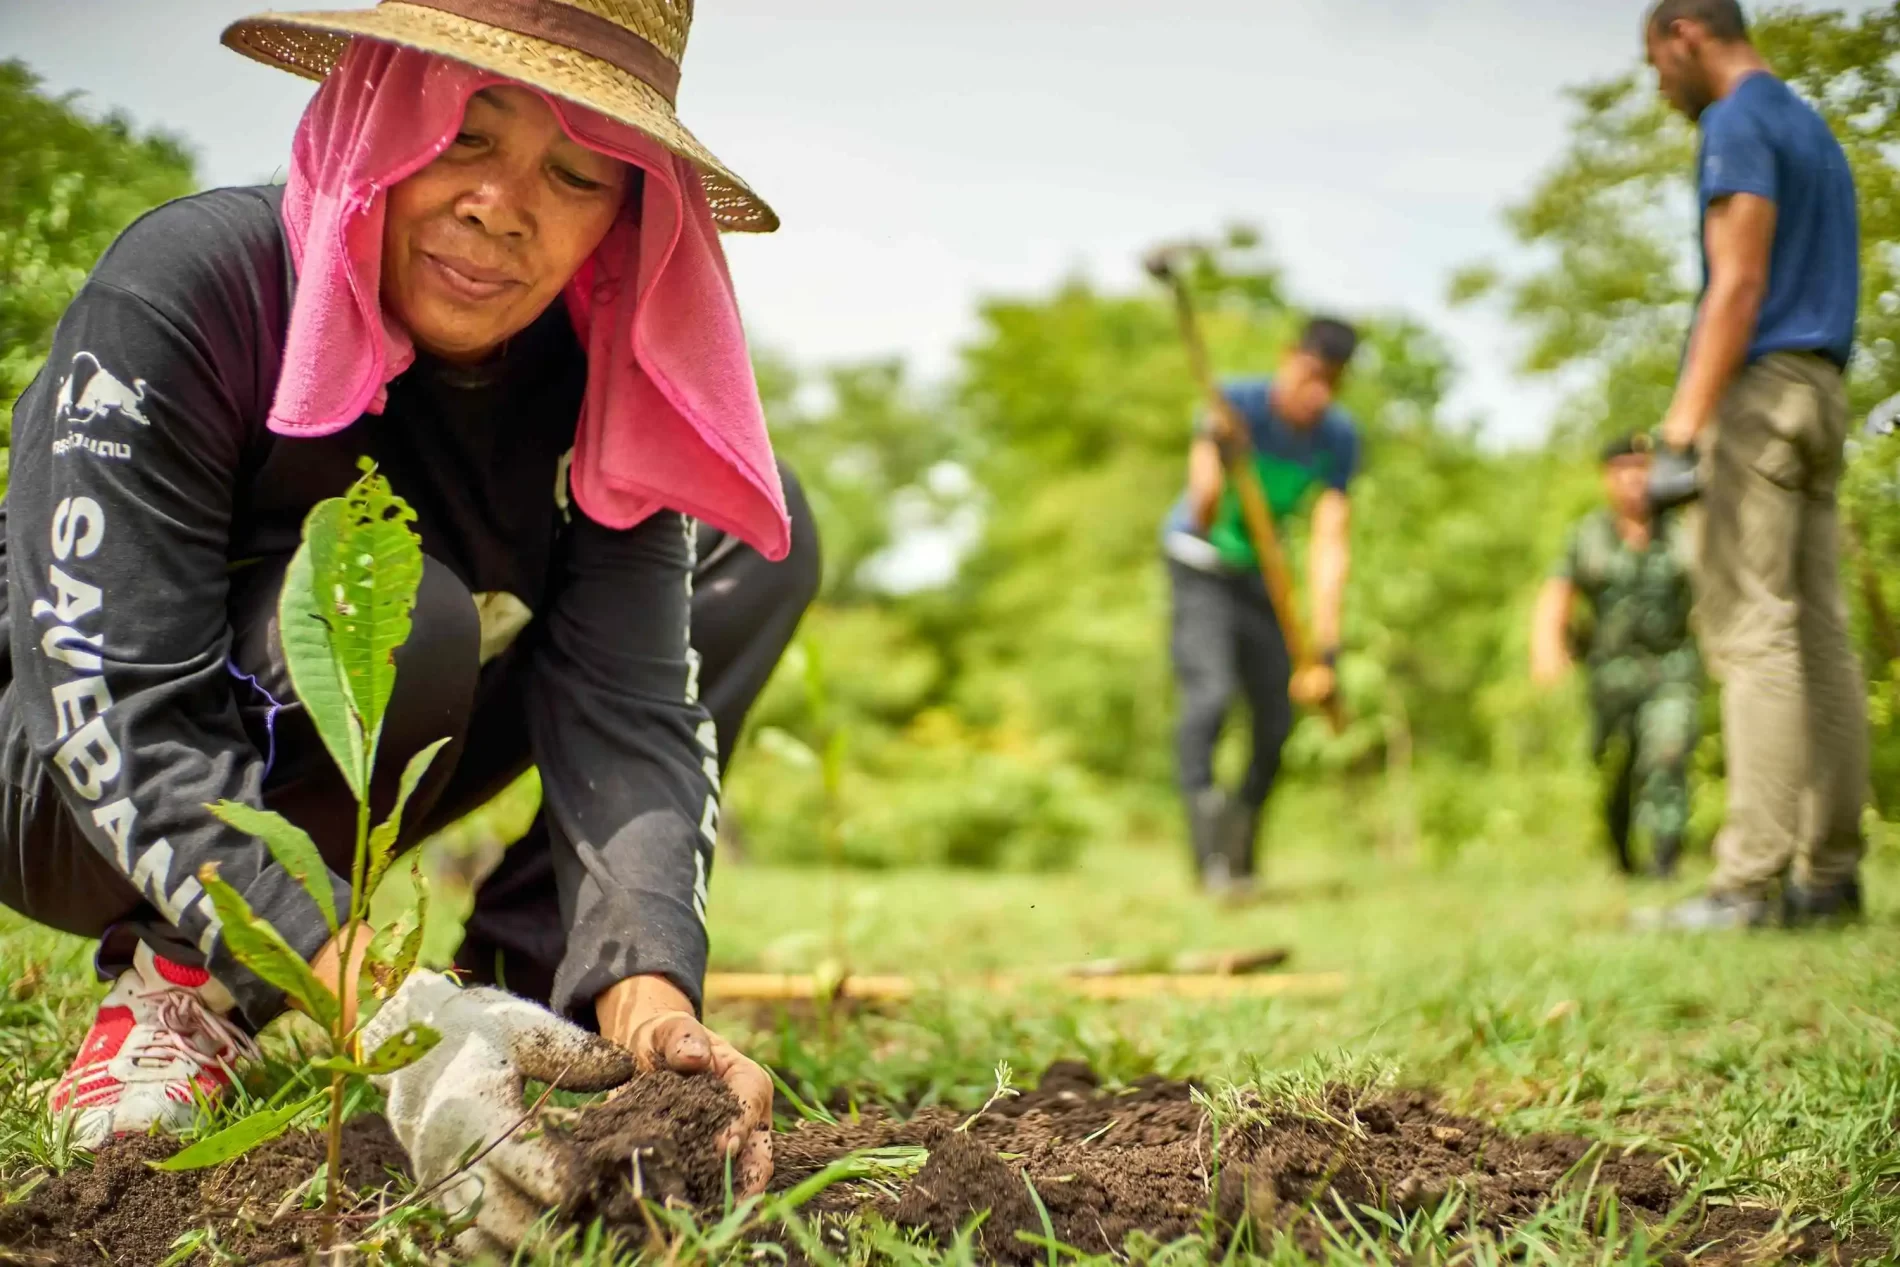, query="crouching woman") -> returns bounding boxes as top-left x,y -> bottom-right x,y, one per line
0,0 -> 816,1247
